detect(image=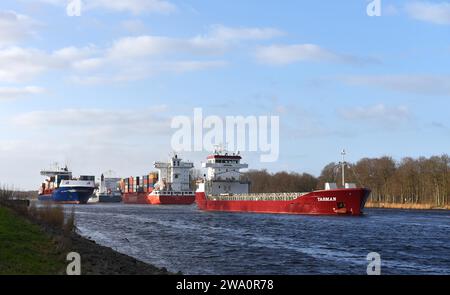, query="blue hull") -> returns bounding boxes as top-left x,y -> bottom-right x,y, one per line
99,194 -> 122,203
39,187 -> 94,204
38,195 -> 53,202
